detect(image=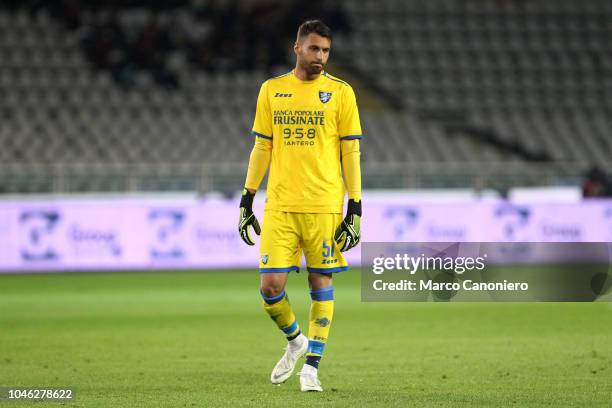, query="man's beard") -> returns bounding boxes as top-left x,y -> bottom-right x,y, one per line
302,60 -> 324,75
